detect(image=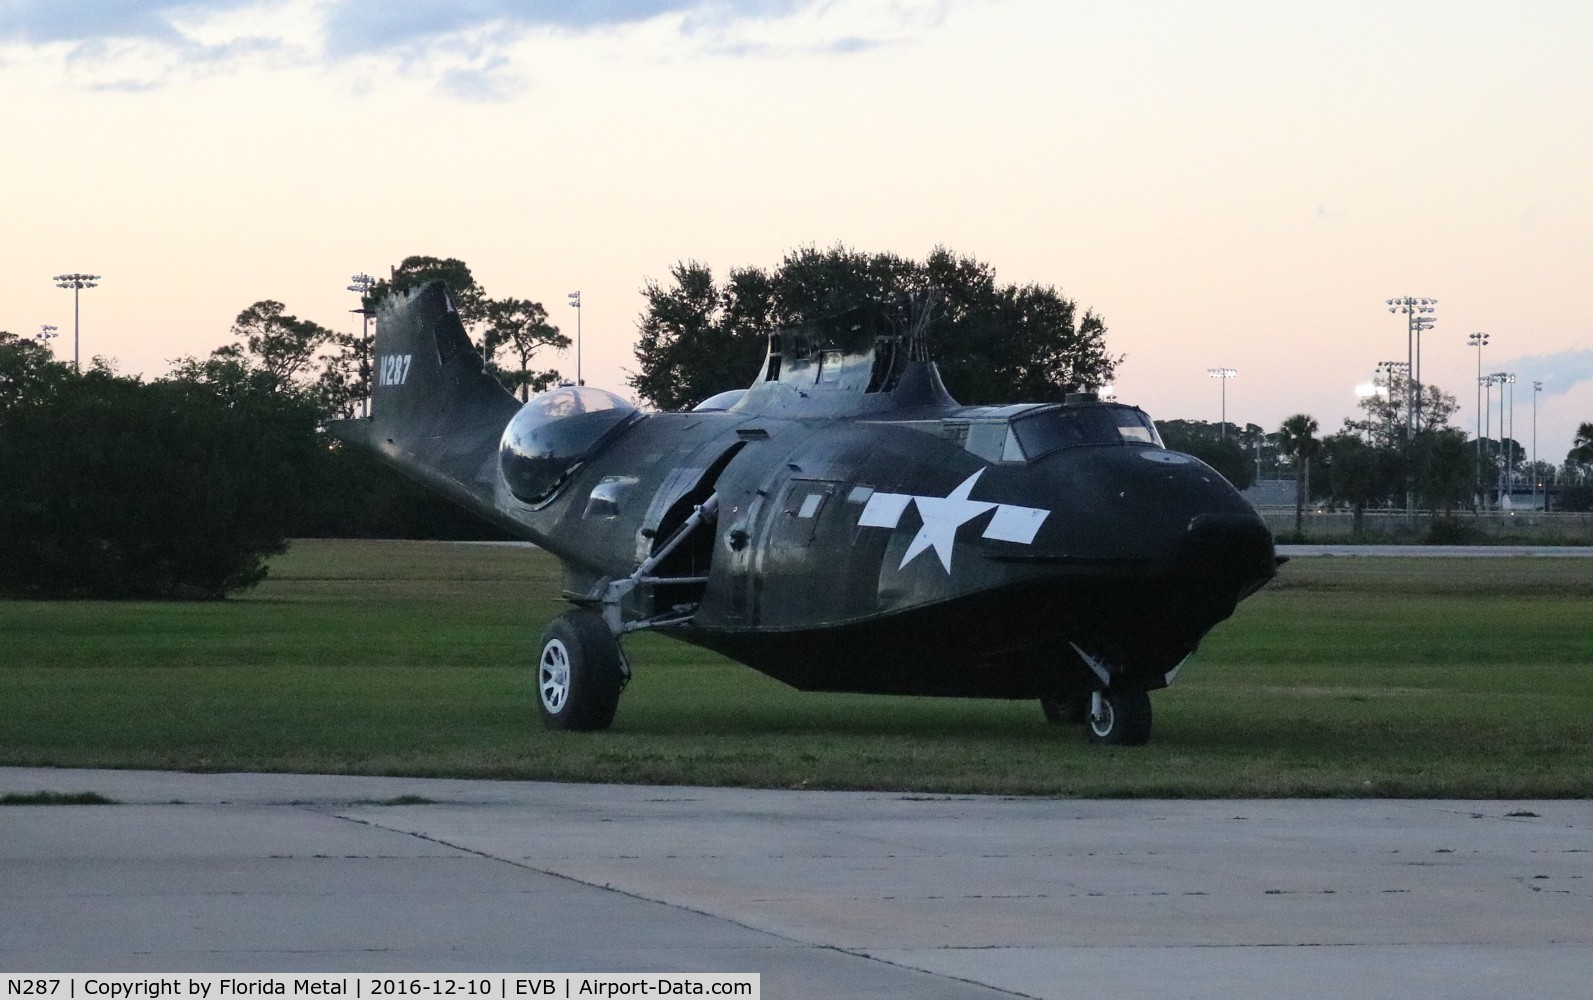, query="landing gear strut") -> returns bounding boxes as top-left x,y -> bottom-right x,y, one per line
537,493 -> 722,732
1051,643 -> 1156,746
